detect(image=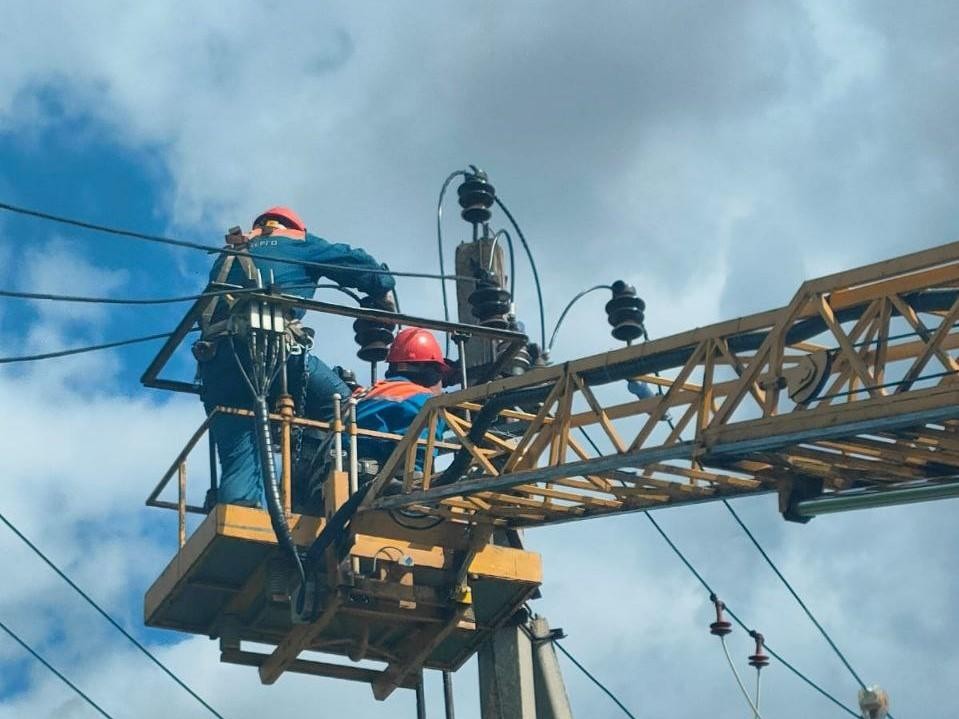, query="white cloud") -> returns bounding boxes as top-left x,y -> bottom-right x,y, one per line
2,1 -> 959,717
